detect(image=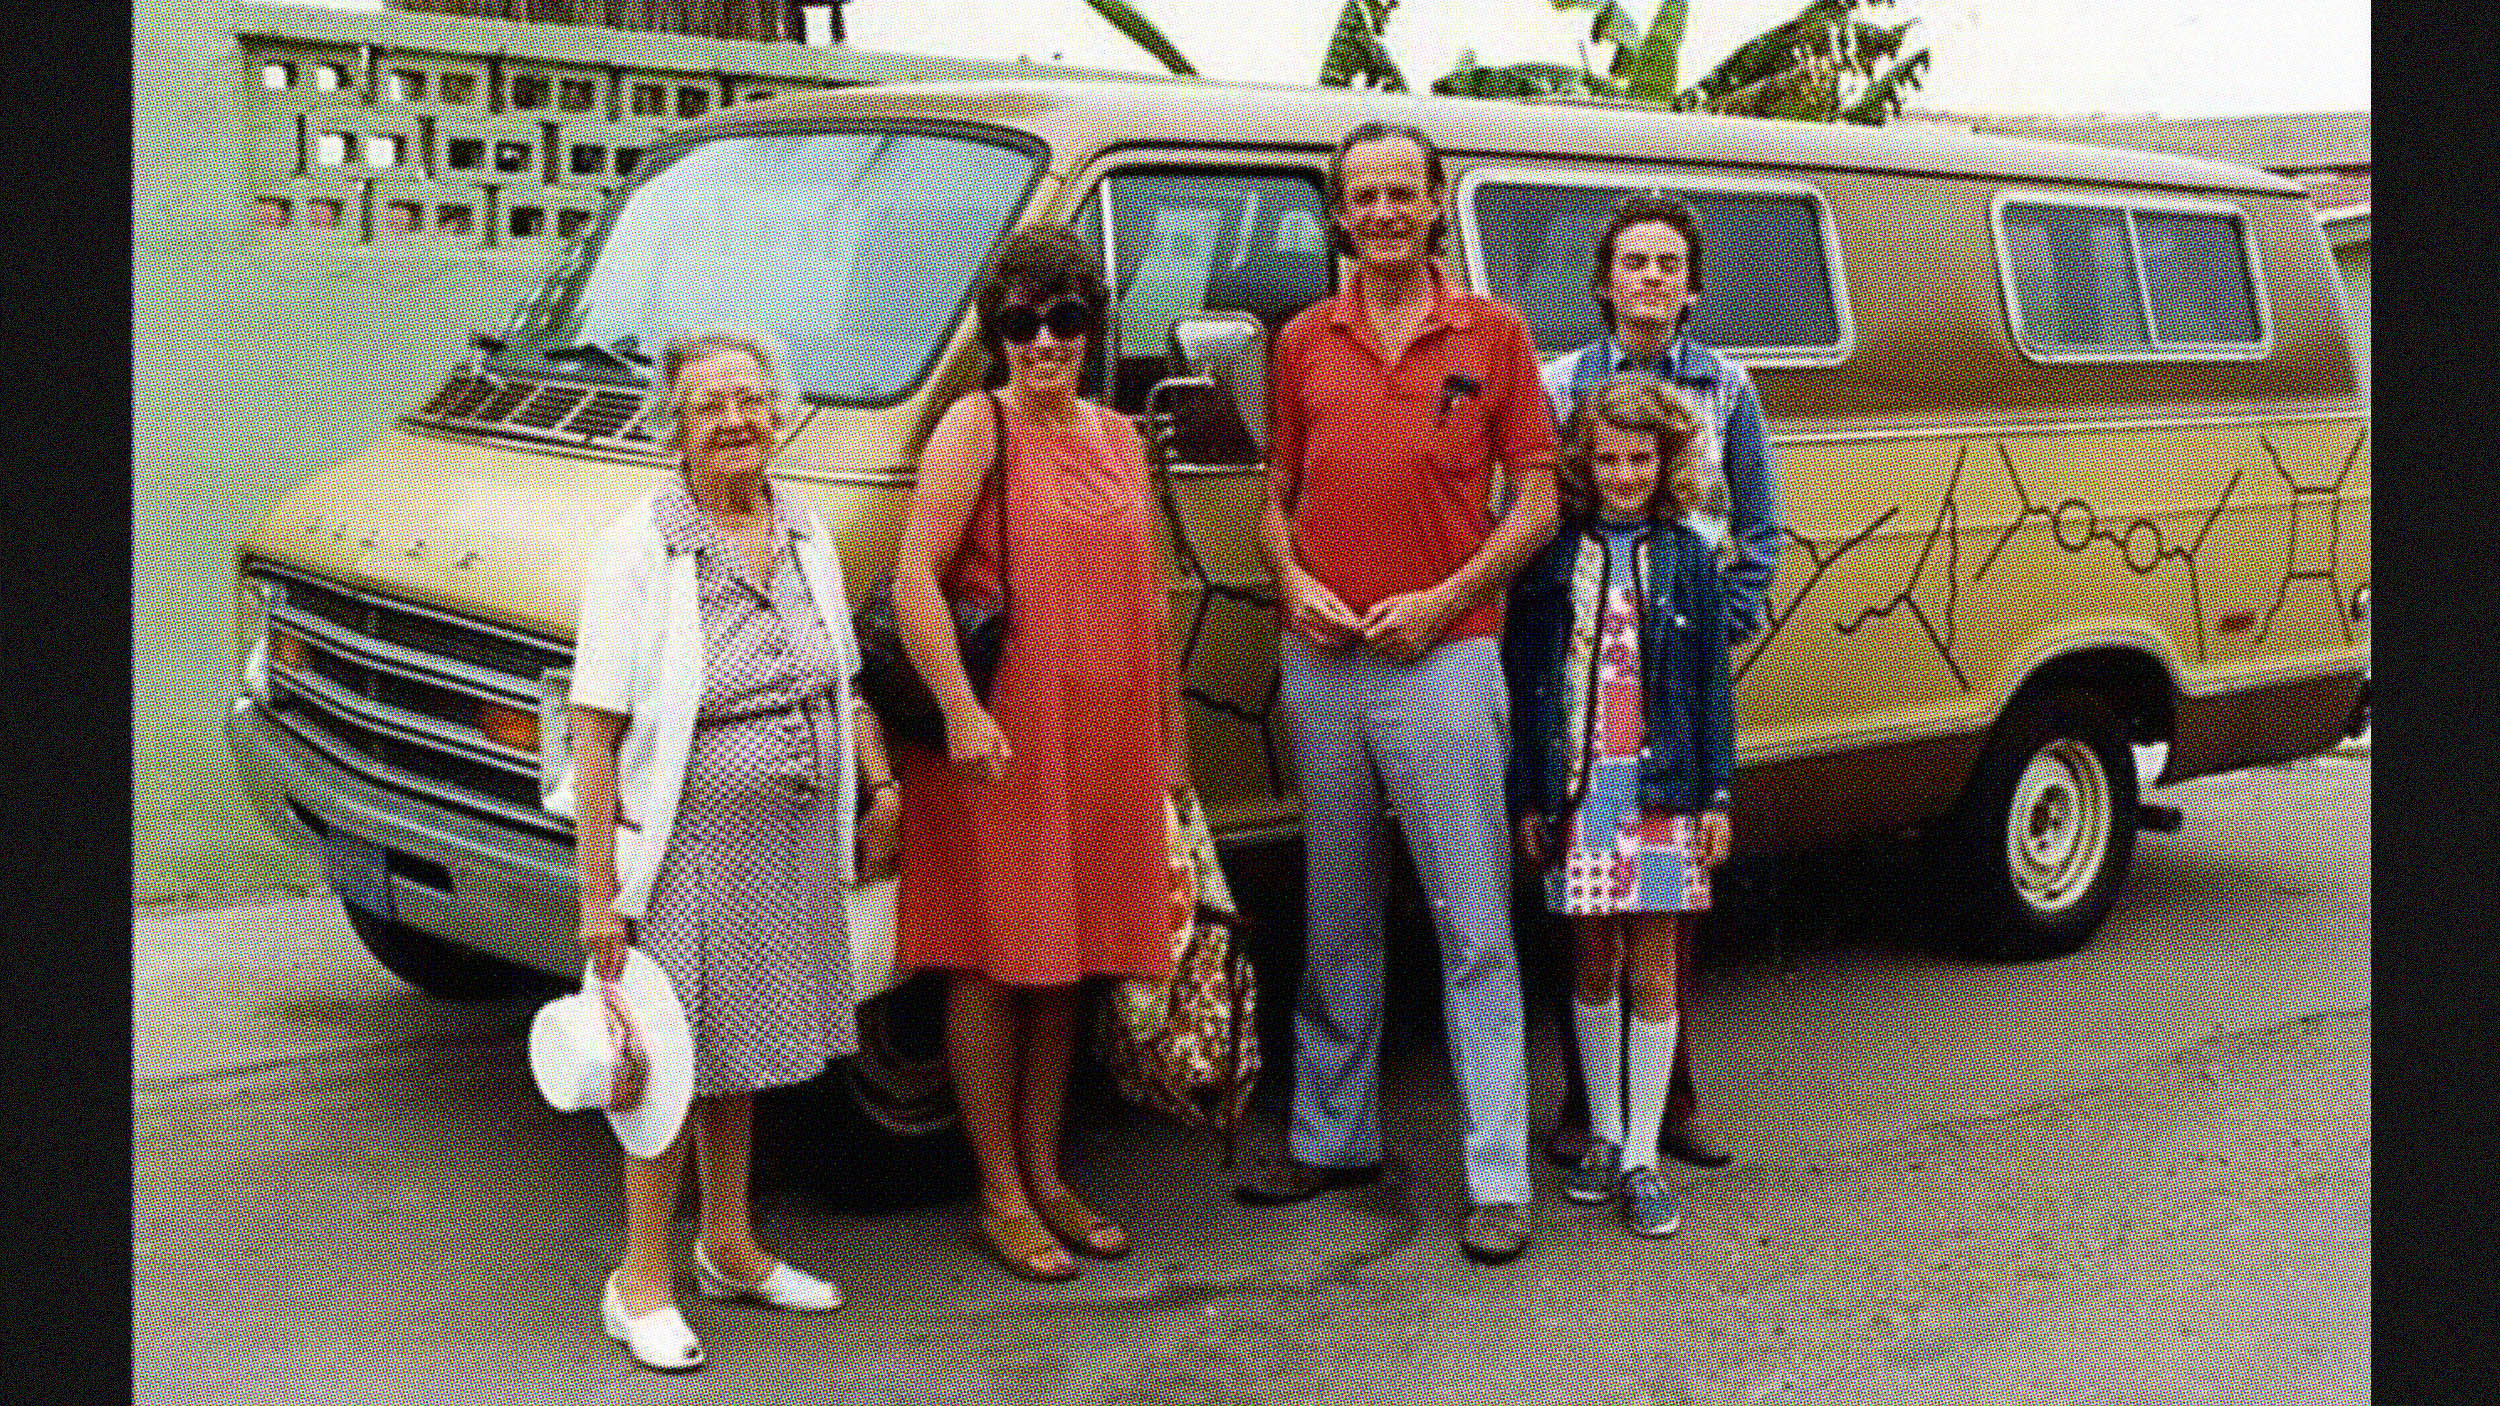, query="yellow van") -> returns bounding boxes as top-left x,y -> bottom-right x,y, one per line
228,80 -> 2365,1105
